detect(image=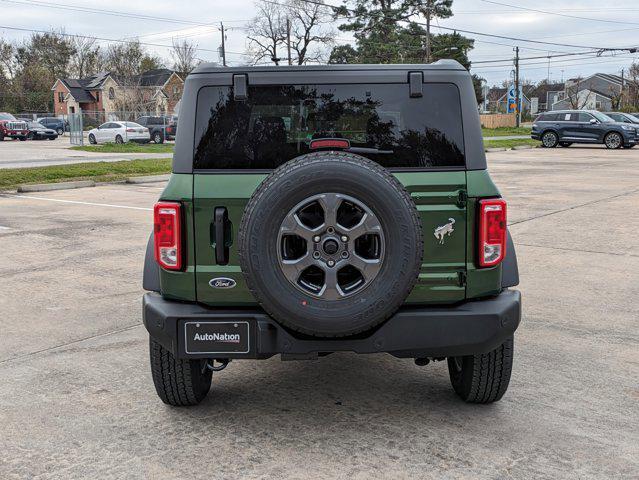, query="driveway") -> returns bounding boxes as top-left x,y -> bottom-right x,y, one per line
0,136 -> 172,169
0,146 -> 637,479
